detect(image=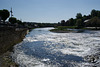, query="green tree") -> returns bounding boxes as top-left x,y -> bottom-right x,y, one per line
97,11 -> 100,17
91,9 -> 100,18
61,20 -> 66,26
9,17 -> 17,24
0,10 -> 3,22
76,19 -> 83,28
68,18 -> 74,26
91,9 -> 97,17
17,20 -> 22,24
0,9 -> 10,23
88,17 -> 100,29
0,10 -> 3,17
76,13 -> 82,19
83,15 -> 87,21
58,22 -> 61,26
